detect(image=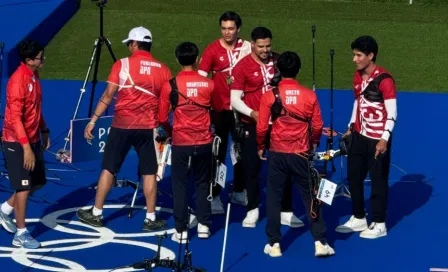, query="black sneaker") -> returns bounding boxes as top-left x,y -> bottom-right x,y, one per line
143,218 -> 167,231
77,207 -> 103,227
